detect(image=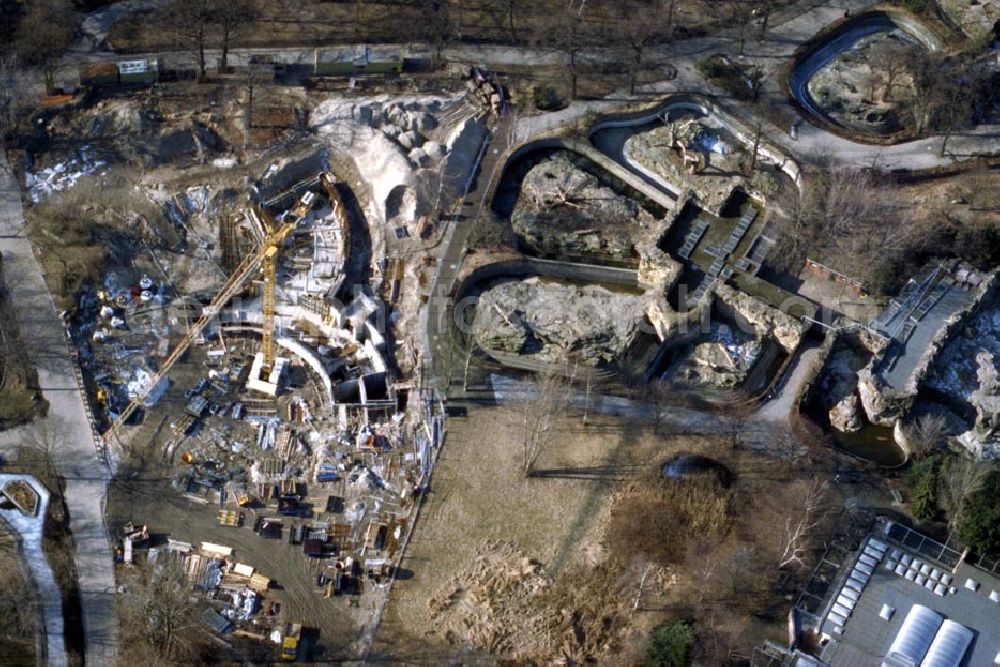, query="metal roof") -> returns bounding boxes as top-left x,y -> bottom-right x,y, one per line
921,619 -> 974,667
883,604 -> 942,666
